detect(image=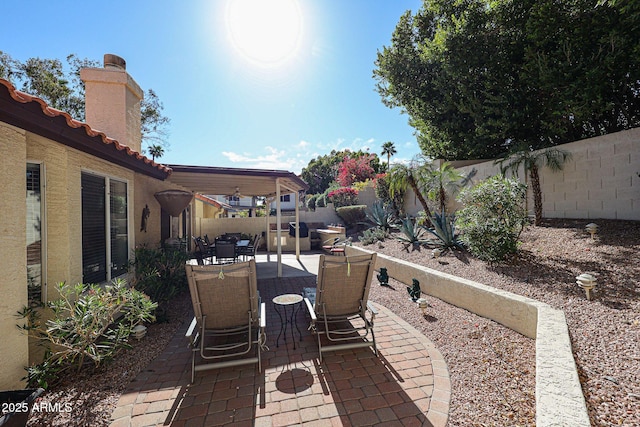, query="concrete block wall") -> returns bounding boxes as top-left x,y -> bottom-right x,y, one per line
346,245 -> 591,427
449,128 -> 640,220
